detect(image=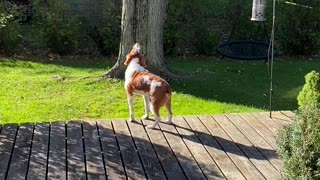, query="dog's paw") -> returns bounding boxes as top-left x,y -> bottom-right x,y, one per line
146,125 -> 156,129
141,114 -> 149,120
128,118 -> 135,122
164,120 -> 173,125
